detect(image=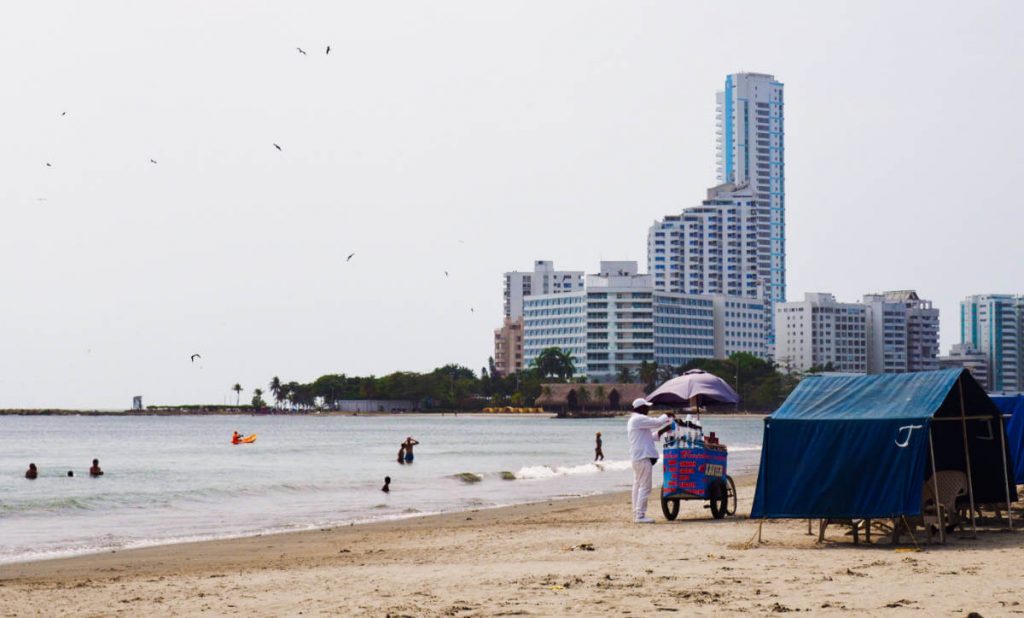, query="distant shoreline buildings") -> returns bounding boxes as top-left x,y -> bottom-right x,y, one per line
488,72 -> 1024,394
